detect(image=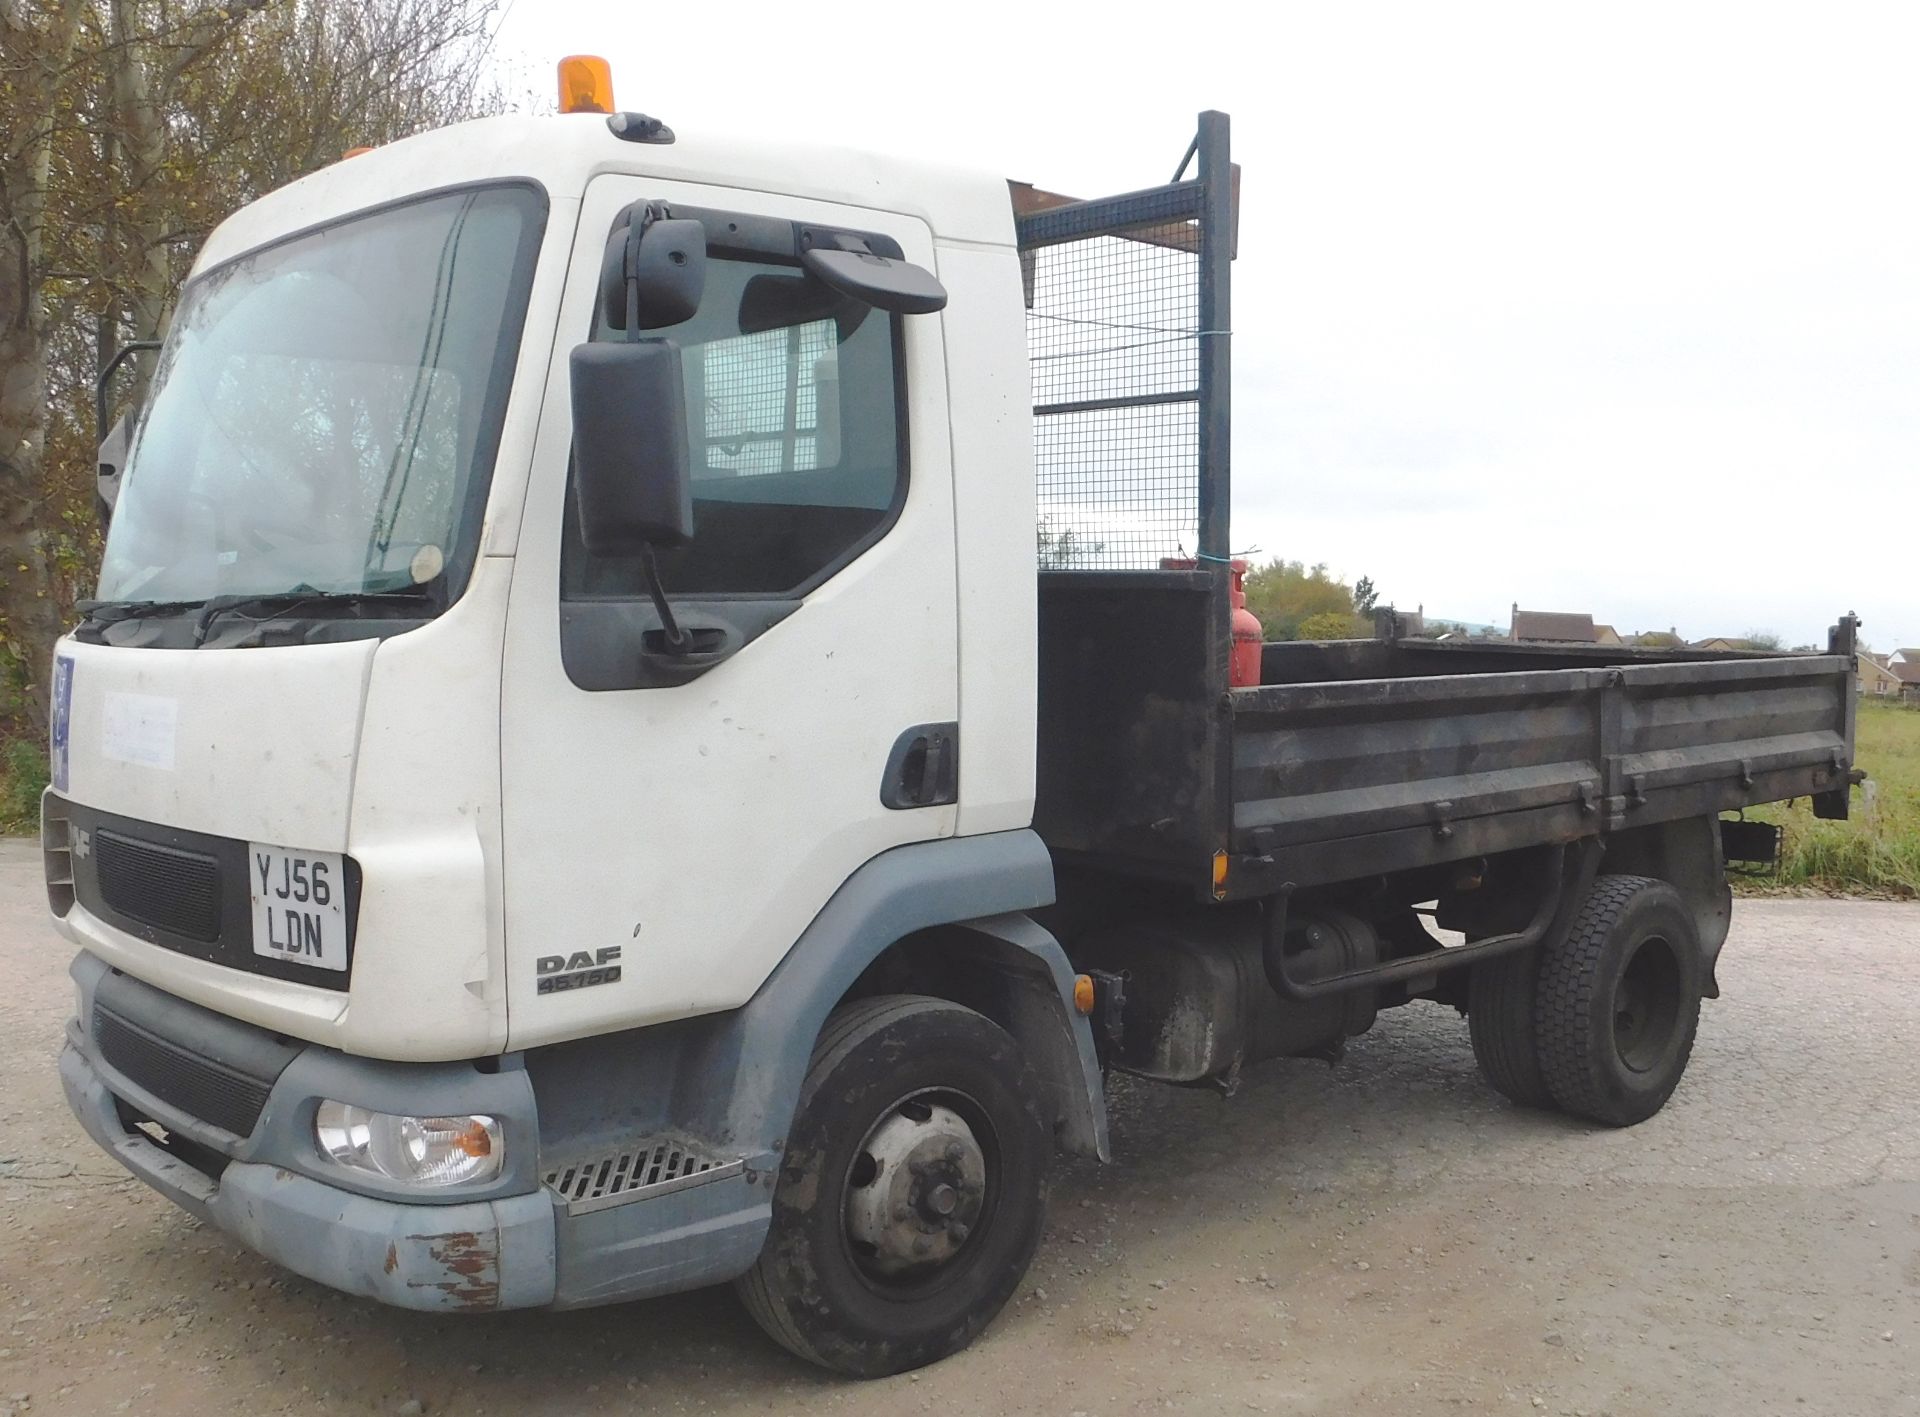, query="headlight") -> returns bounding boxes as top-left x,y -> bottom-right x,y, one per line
314,1101 -> 502,1186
